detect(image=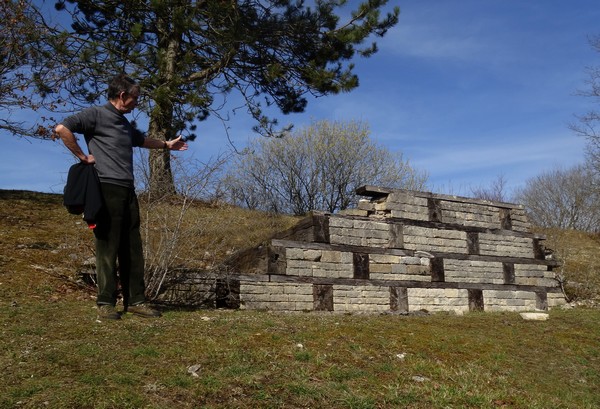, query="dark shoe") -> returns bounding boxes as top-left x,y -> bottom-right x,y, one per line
97,304 -> 121,320
128,303 -> 162,318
